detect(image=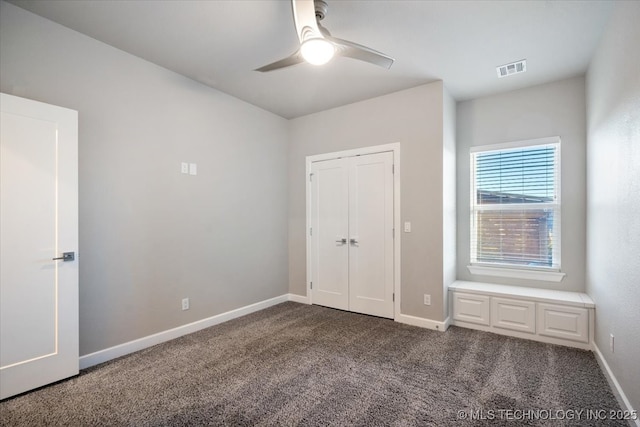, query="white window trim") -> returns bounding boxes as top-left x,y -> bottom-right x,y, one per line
469,136 -> 560,153
468,136 -> 563,282
467,265 -> 566,282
